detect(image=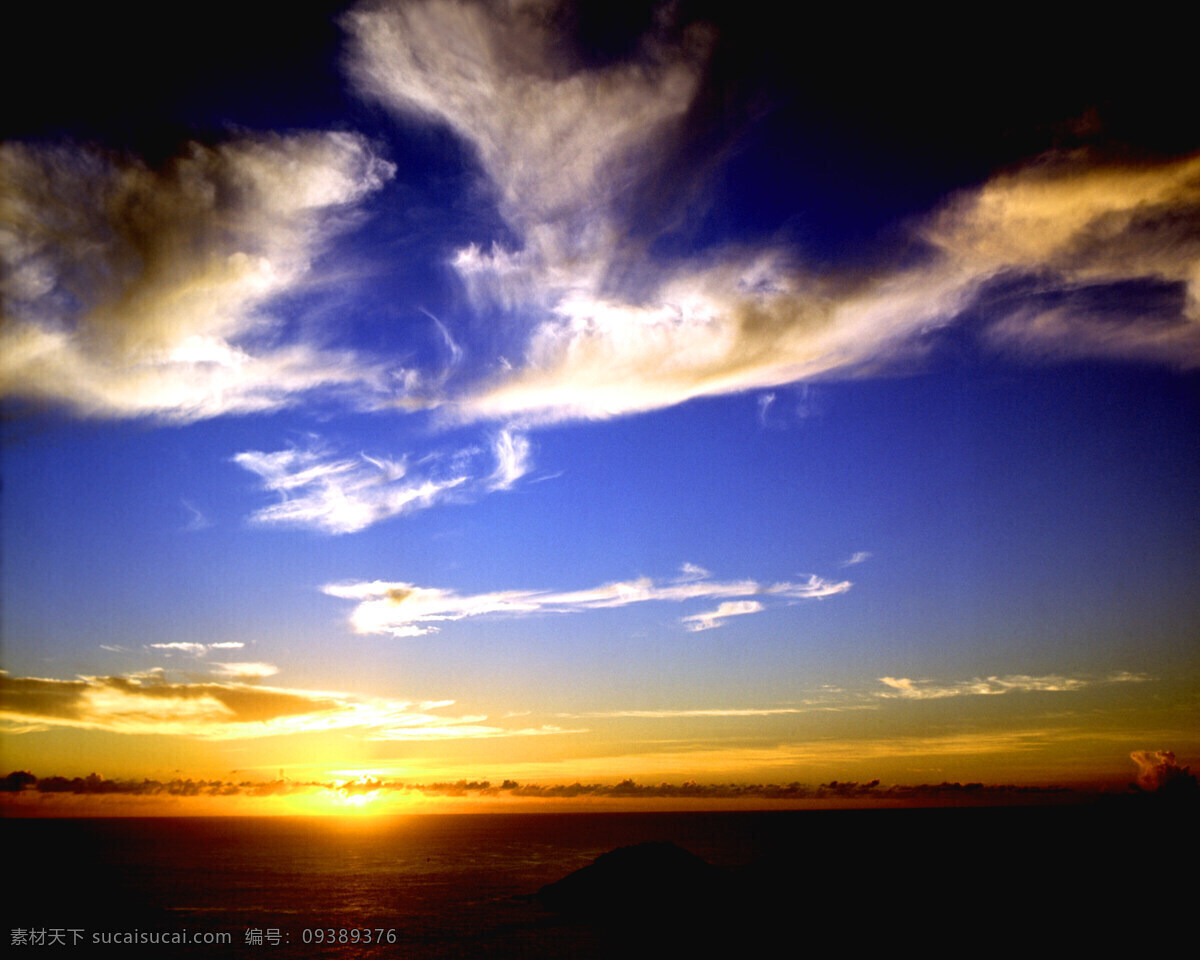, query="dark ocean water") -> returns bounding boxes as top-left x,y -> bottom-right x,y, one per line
5,805 -> 1191,957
